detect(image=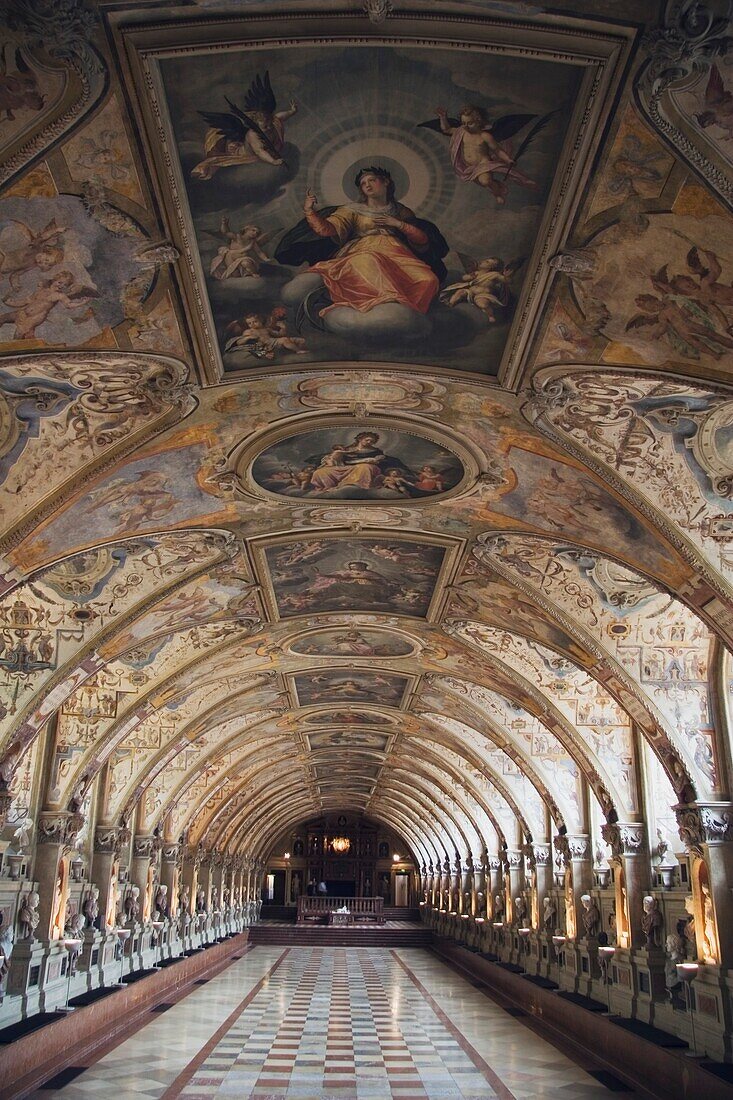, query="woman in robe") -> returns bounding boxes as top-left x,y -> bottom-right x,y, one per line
308,431 -> 413,493
275,166 -> 448,315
